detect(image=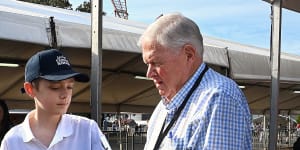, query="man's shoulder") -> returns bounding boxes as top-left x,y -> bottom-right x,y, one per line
201,68 -> 247,105
205,69 -> 240,90
205,68 -> 233,82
